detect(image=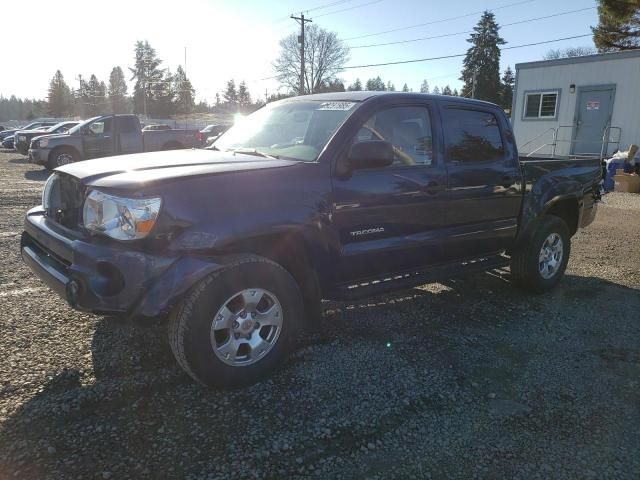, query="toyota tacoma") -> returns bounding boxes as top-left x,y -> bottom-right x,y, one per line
21,92 -> 600,387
